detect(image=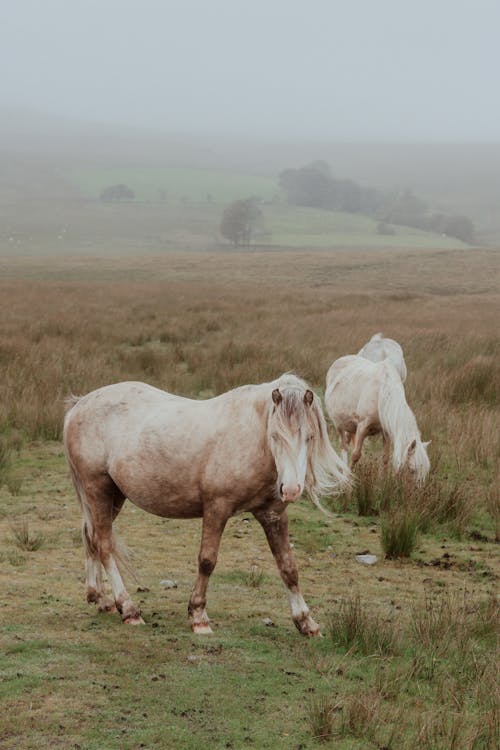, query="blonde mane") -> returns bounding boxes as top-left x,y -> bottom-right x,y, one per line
268,374 -> 350,514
